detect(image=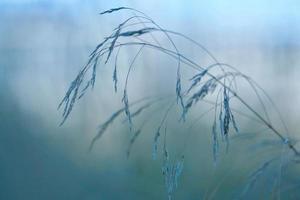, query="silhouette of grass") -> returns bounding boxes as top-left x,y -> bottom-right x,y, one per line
58,7 -> 300,199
